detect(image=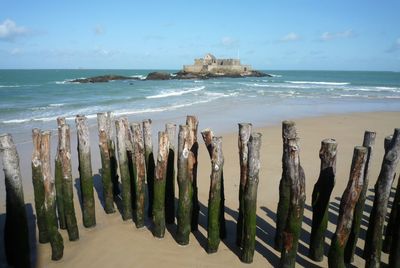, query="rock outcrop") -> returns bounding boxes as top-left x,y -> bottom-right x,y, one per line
70,75 -> 137,83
